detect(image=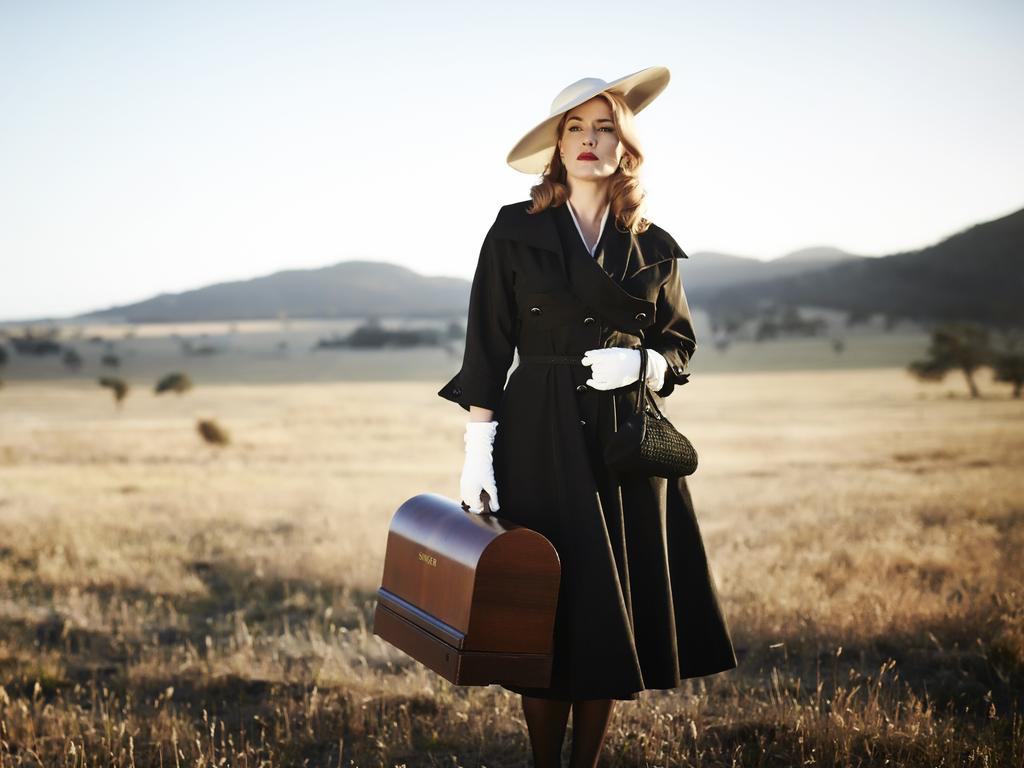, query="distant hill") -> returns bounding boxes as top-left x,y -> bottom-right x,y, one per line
26,206 -> 1019,328
682,246 -> 862,300
66,246 -> 862,325
702,207 -> 1024,328
77,261 -> 470,323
